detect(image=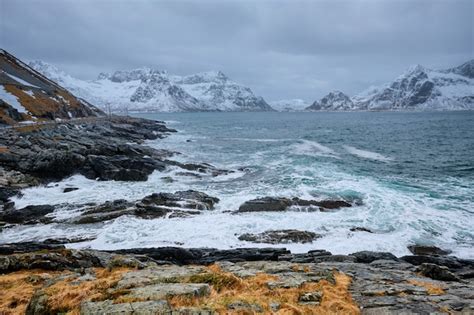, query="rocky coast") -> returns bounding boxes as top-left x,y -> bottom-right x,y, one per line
0,116 -> 473,314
